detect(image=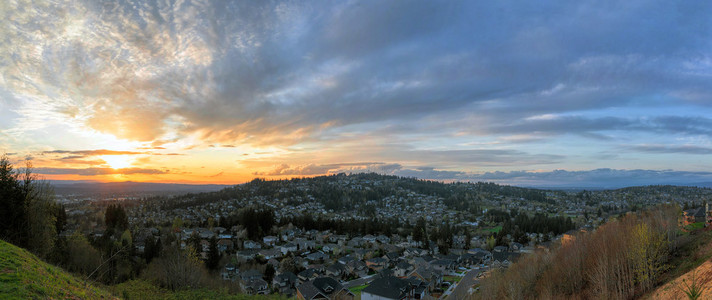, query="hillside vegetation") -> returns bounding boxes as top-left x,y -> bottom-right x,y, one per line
0,239 -> 289,300
477,205 -> 680,299
0,239 -> 115,299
